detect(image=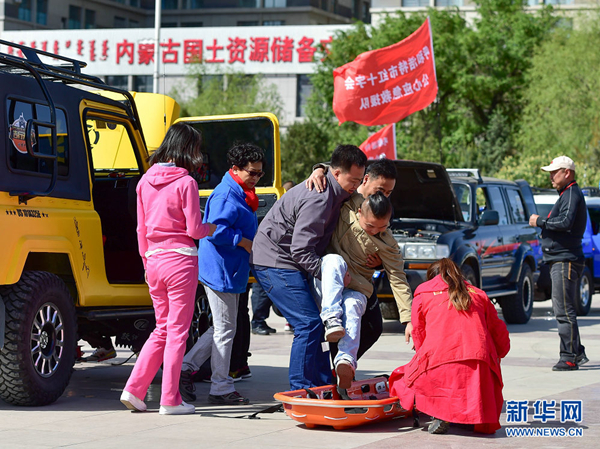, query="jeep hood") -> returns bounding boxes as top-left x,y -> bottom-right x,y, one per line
386,160 -> 464,223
